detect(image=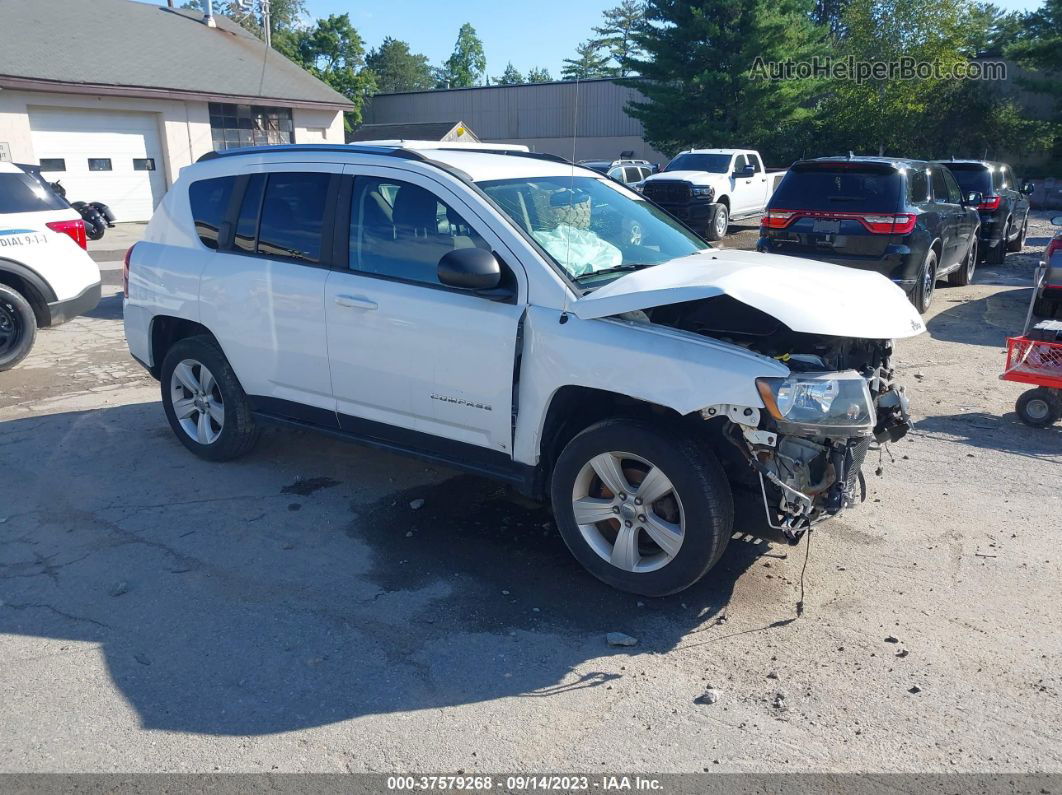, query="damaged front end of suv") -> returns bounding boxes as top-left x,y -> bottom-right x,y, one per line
571,250 -> 925,541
